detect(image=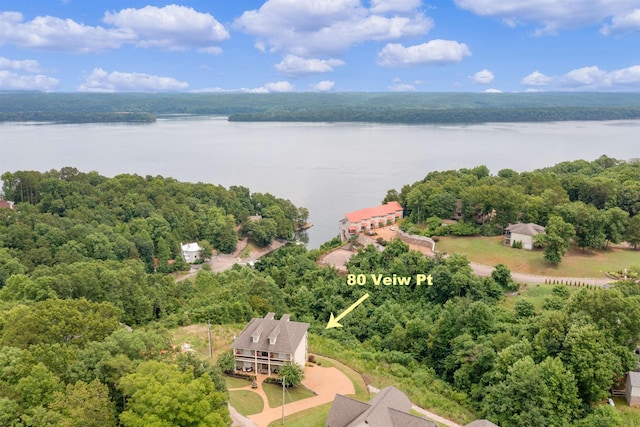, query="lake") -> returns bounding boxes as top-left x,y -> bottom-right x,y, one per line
1,117 -> 639,248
